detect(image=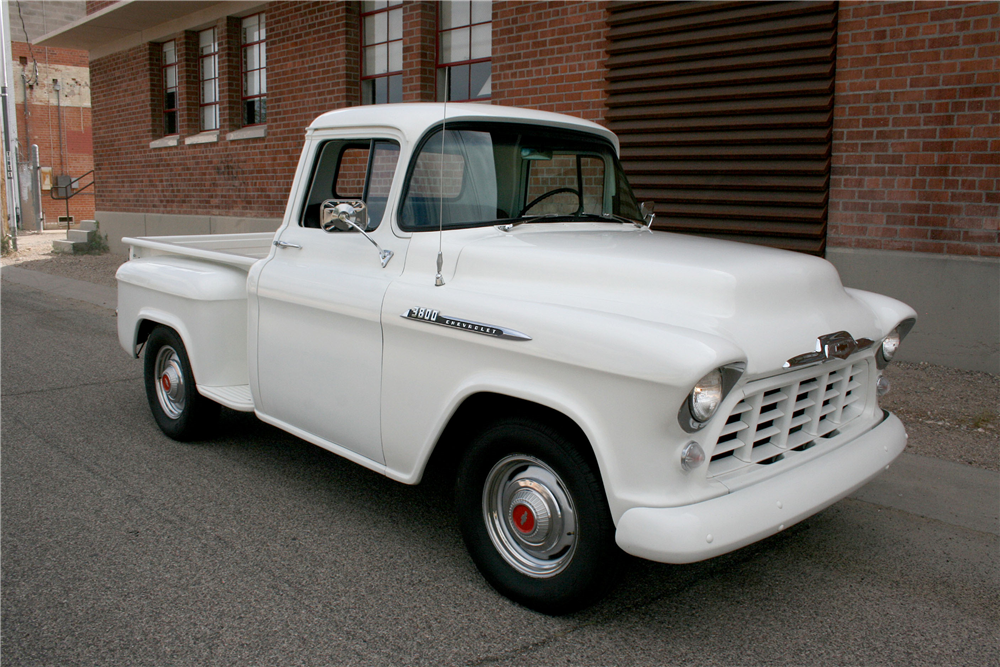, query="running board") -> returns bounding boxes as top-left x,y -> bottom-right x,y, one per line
198,384 -> 255,412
